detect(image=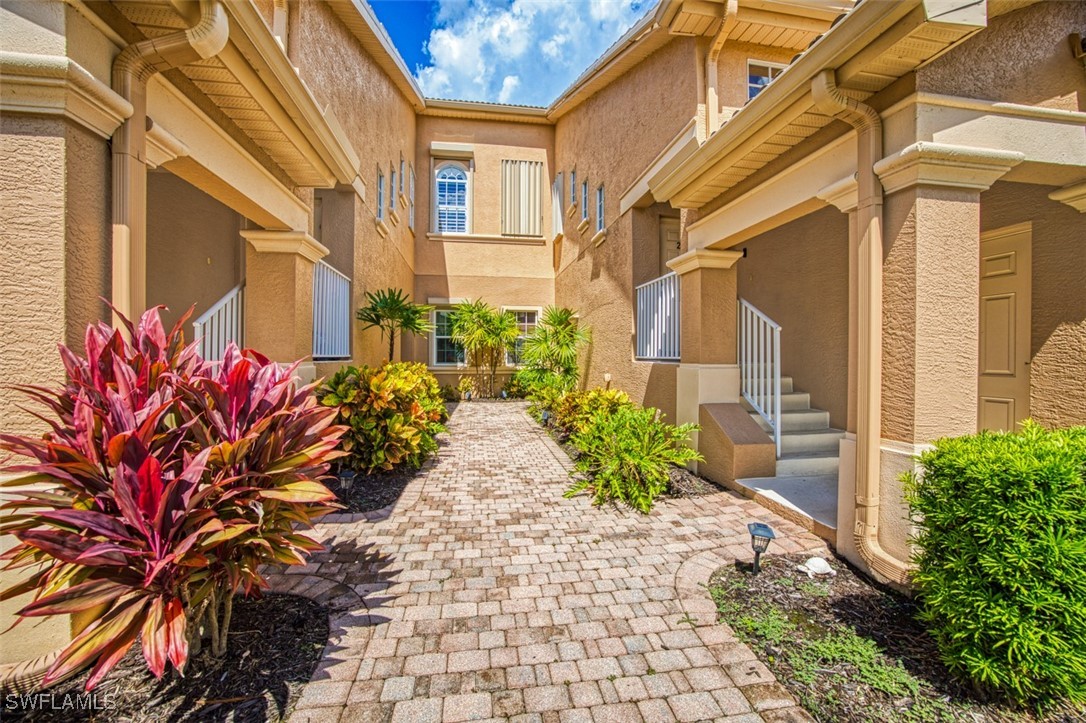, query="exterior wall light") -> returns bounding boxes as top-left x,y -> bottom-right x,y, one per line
604,372 -> 612,389
747,521 -> 776,574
